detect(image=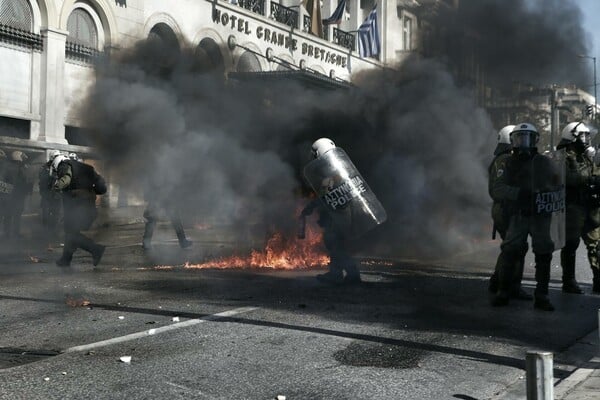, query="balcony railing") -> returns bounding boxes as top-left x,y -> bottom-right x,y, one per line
0,23 -> 42,50
65,41 -> 100,62
333,28 -> 354,51
238,0 -> 265,16
270,2 -> 298,29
